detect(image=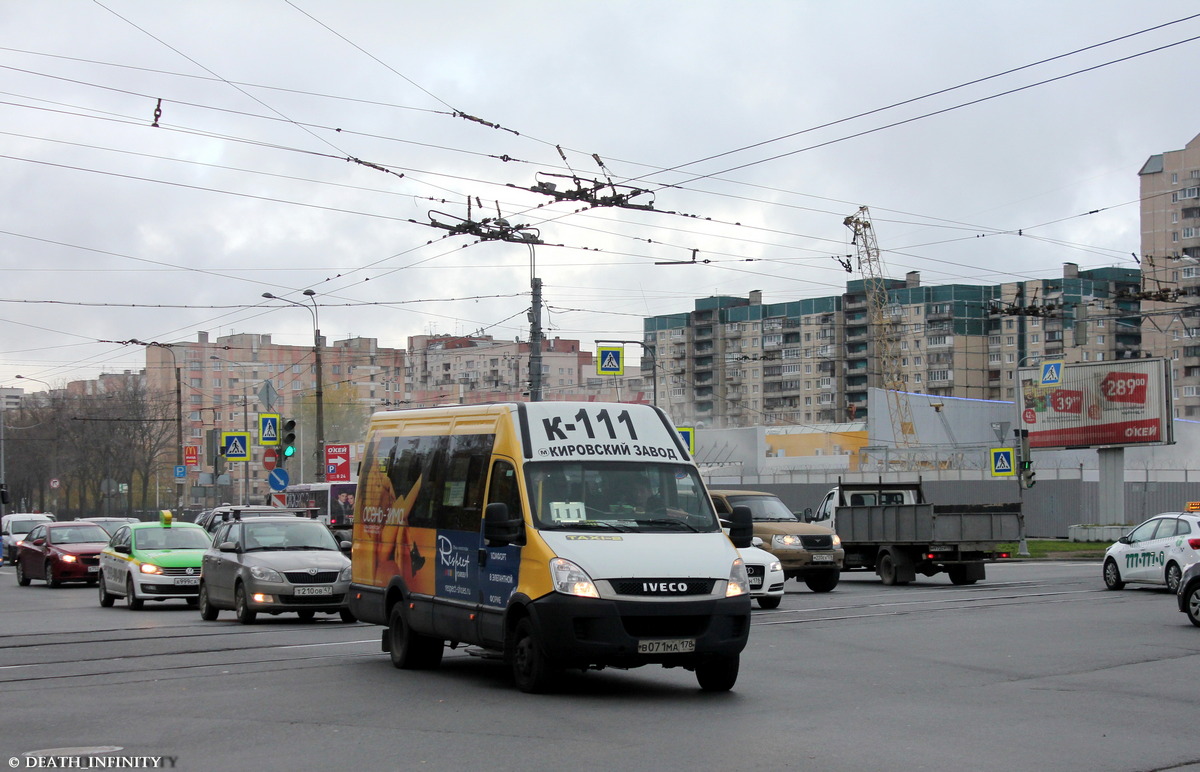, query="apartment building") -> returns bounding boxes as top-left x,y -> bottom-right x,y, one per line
1139,132 -> 1200,418
404,334 -> 649,405
644,266 -> 1141,429
143,331 -> 405,504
